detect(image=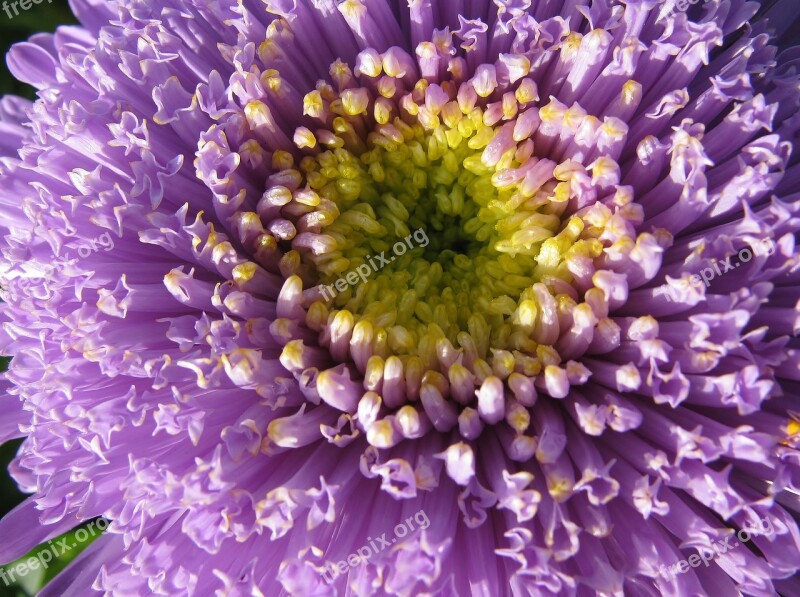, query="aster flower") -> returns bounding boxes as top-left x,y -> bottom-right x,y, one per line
1,0 -> 800,594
